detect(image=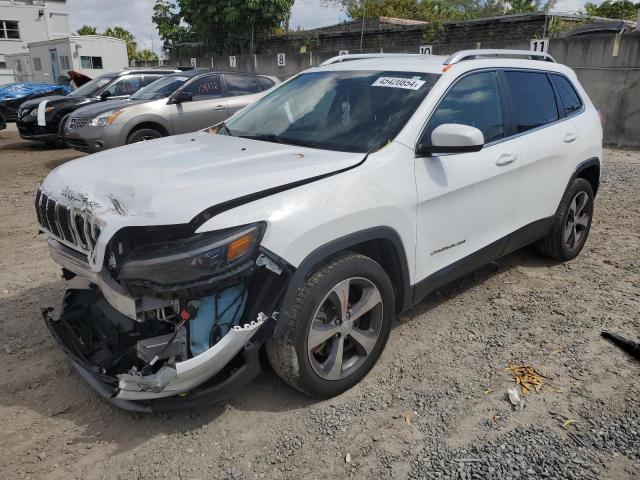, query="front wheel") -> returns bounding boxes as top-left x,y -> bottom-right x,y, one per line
267,253 -> 394,397
126,128 -> 163,144
537,177 -> 594,261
